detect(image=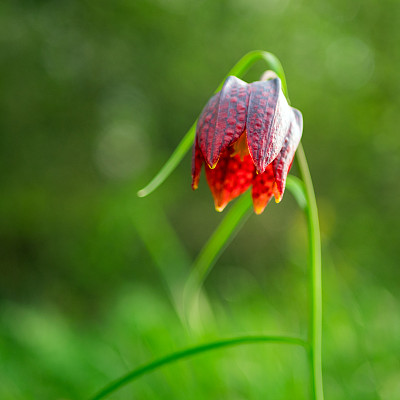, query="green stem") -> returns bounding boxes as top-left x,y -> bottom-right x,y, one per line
89,335 -> 308,400
295,143 -> 324,400
219,50 -> 289,98
137,50 -> 287,198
